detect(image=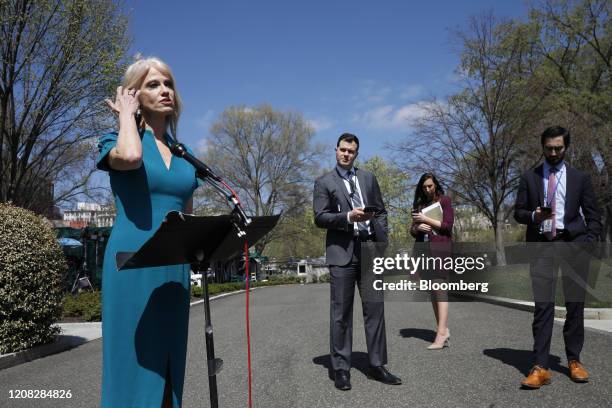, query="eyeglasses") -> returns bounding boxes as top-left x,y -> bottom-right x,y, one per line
544,146 -> 565,153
